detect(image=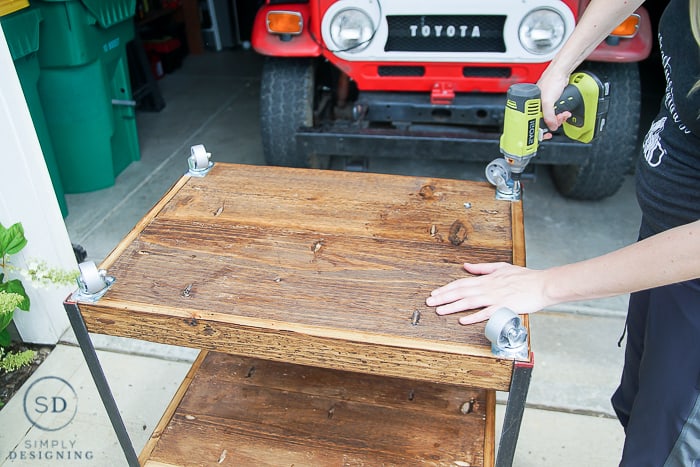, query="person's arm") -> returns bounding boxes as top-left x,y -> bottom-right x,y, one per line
538,0 -> 646,129
426,220 -> 700,324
